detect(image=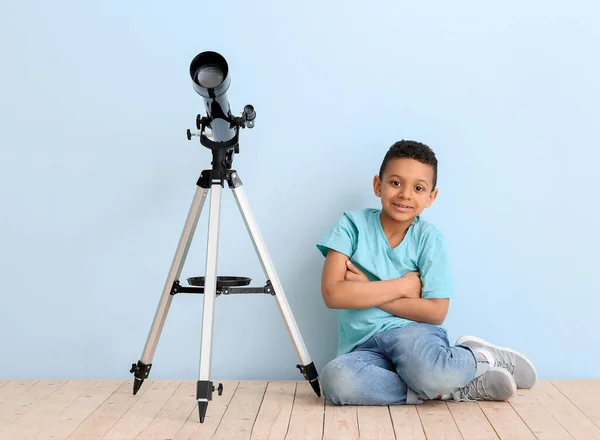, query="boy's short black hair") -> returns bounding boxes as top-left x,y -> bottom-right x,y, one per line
379,140 -> 438,189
